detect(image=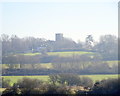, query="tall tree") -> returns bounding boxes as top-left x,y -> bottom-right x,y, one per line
85,35 -> 94,50
94,35 -> 118,60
